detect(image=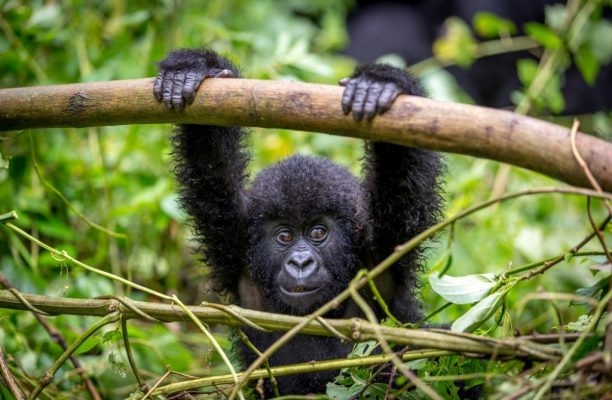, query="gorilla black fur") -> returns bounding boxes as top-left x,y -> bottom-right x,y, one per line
156,48 -> 444,395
